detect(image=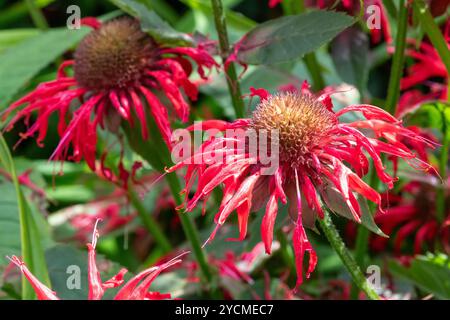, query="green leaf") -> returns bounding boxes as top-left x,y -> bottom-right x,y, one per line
0,27 -> 88,110
110,0 -> 194,46
406,101 -> 450,138
0,180 -> 21,266
237,10 -> 354,65
0,135 -> 50,299
358,196 -> 387,238
45,245 -> 88,300
45,244 -> 127,300
0,29 -> 41,53
330,27 -> 369,95
389,253 -> 450,299
322,186 -> 387,237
